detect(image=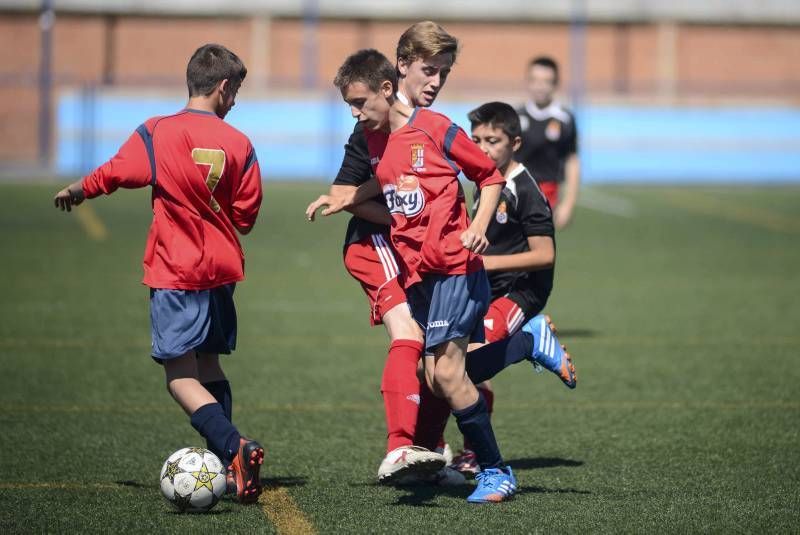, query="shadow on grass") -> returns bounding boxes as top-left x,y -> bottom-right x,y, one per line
167,508 -> 234,516
504,457 -> 584,470
260,475 -> 308,488
522,485 -> 591,495
115,480 -> 151,490
392,484 -> 473,507
388,482 -> 591,505
350,480 -> 471,507
556,328 -> 596,338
